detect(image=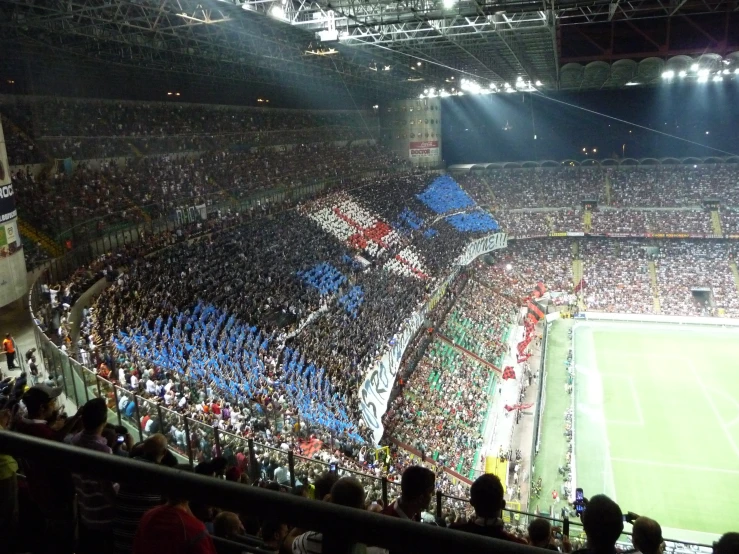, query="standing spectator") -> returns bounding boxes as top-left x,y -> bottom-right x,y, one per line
212,511 -> 246,540
133,470 -> 217,554
382,465 -> 435,521
450,474 -> 526,543
69,397 -> 117,553
573,495 -> 624,554
631,517 -> 663,554
3,333 -> 16,370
